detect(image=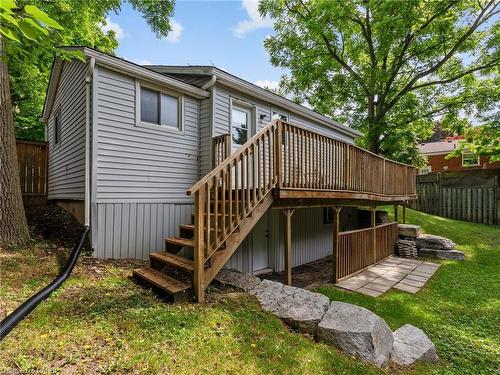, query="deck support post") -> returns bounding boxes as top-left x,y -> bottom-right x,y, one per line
194,187 -> 206,303
394,204 -> 398,223
370,206 -> 377,264
332,207 -> 342,284
403,203 -> 407,224
281,208 -> 295,286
